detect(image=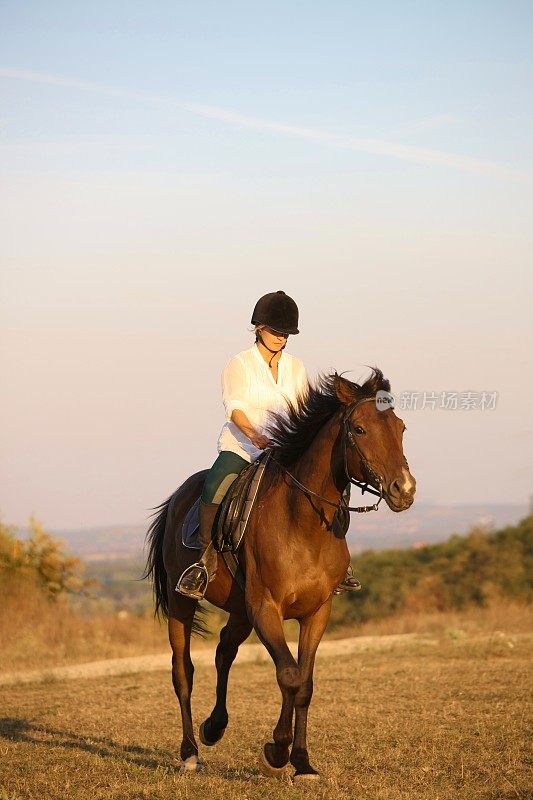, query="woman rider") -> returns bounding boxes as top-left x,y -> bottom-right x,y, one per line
176,290 -> 361,599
